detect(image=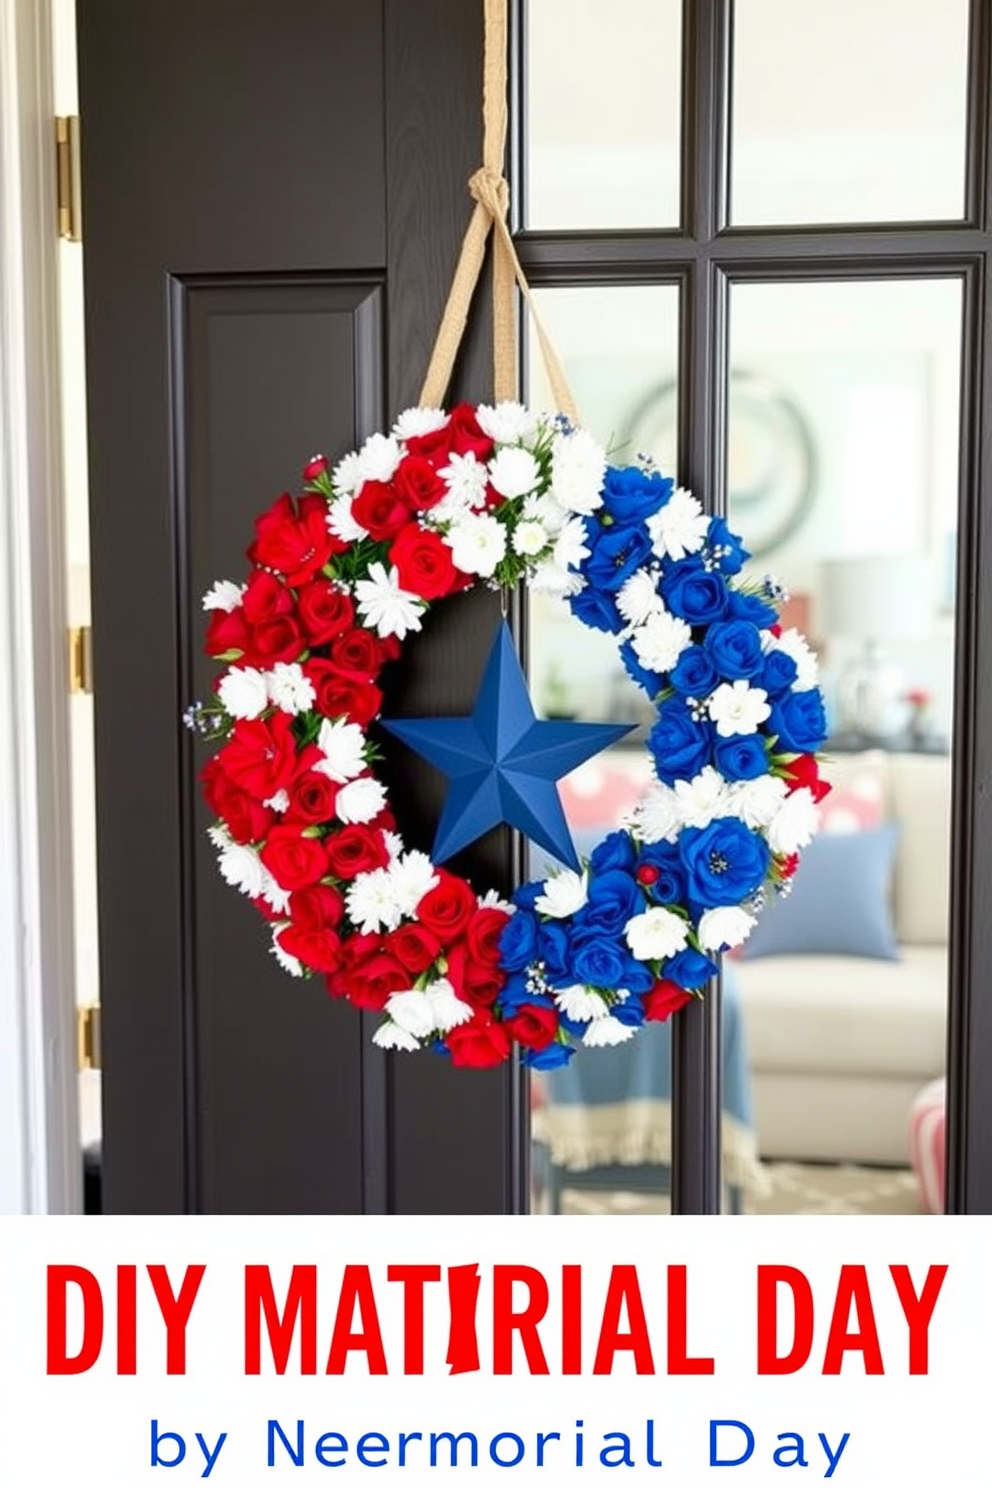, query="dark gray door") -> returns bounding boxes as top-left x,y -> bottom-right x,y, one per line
79,0 -> 524,1213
